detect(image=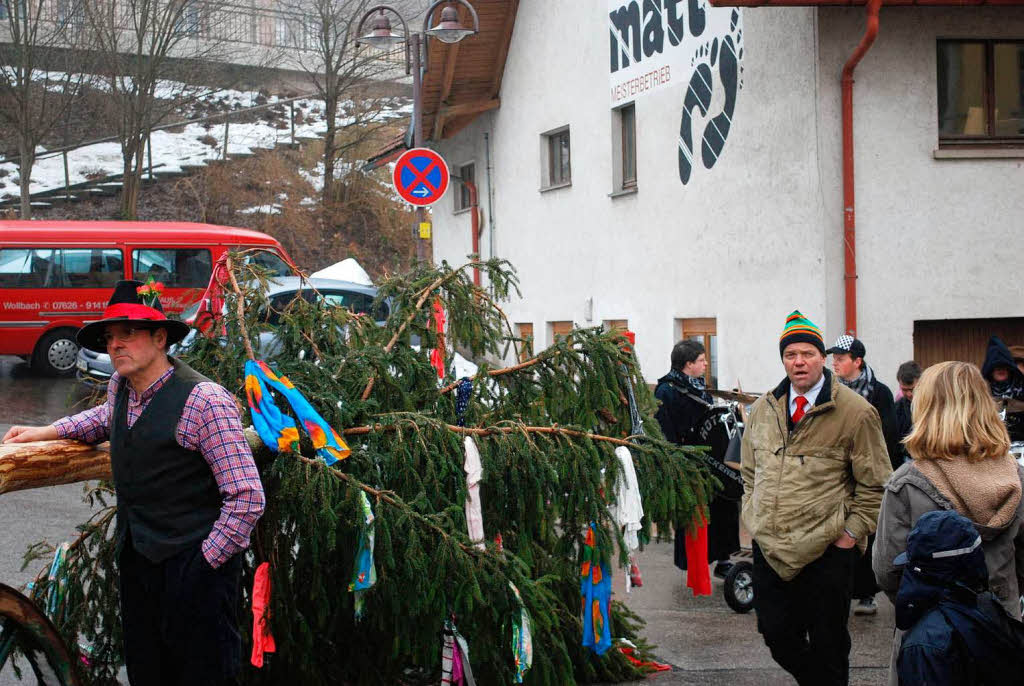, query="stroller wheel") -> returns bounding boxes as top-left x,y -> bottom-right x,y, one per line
724,561 -> 755,614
